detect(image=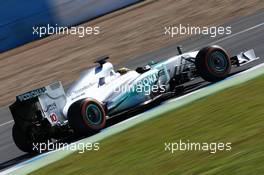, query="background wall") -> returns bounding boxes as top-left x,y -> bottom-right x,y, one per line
0,0 -> 142,52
